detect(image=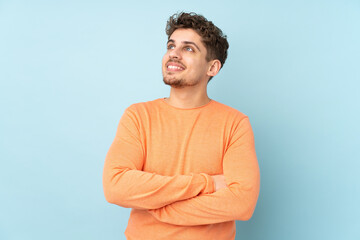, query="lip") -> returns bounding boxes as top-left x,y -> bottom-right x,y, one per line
166,61 -> 185,71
